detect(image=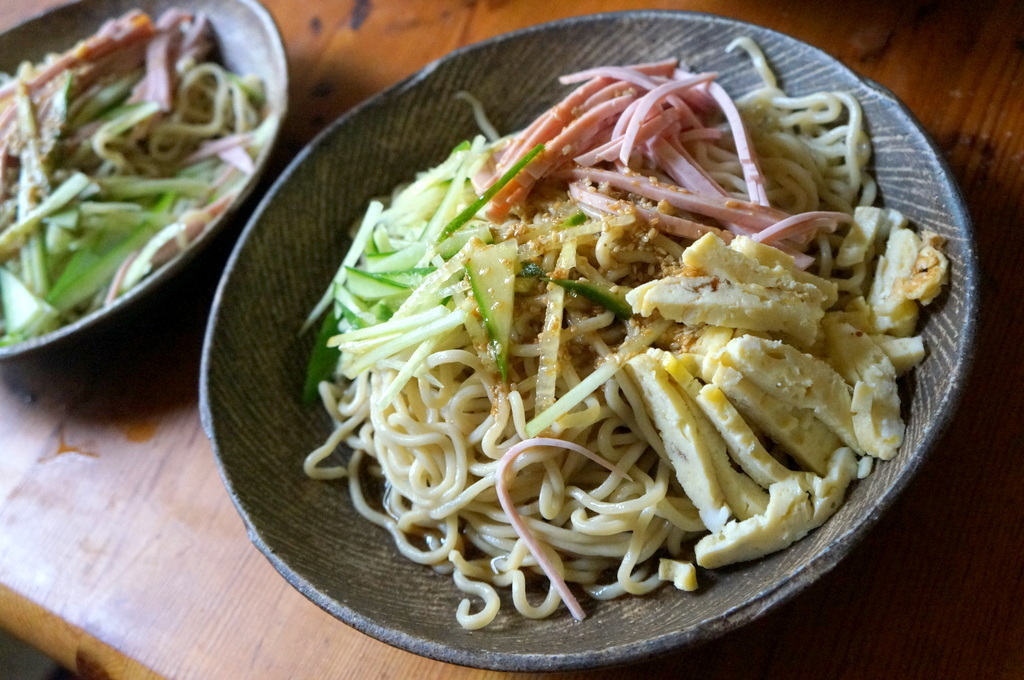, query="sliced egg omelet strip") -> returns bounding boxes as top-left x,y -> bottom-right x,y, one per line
627,233 -> 838,347
694,447 -> 858,569
626,350 -> 770,532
